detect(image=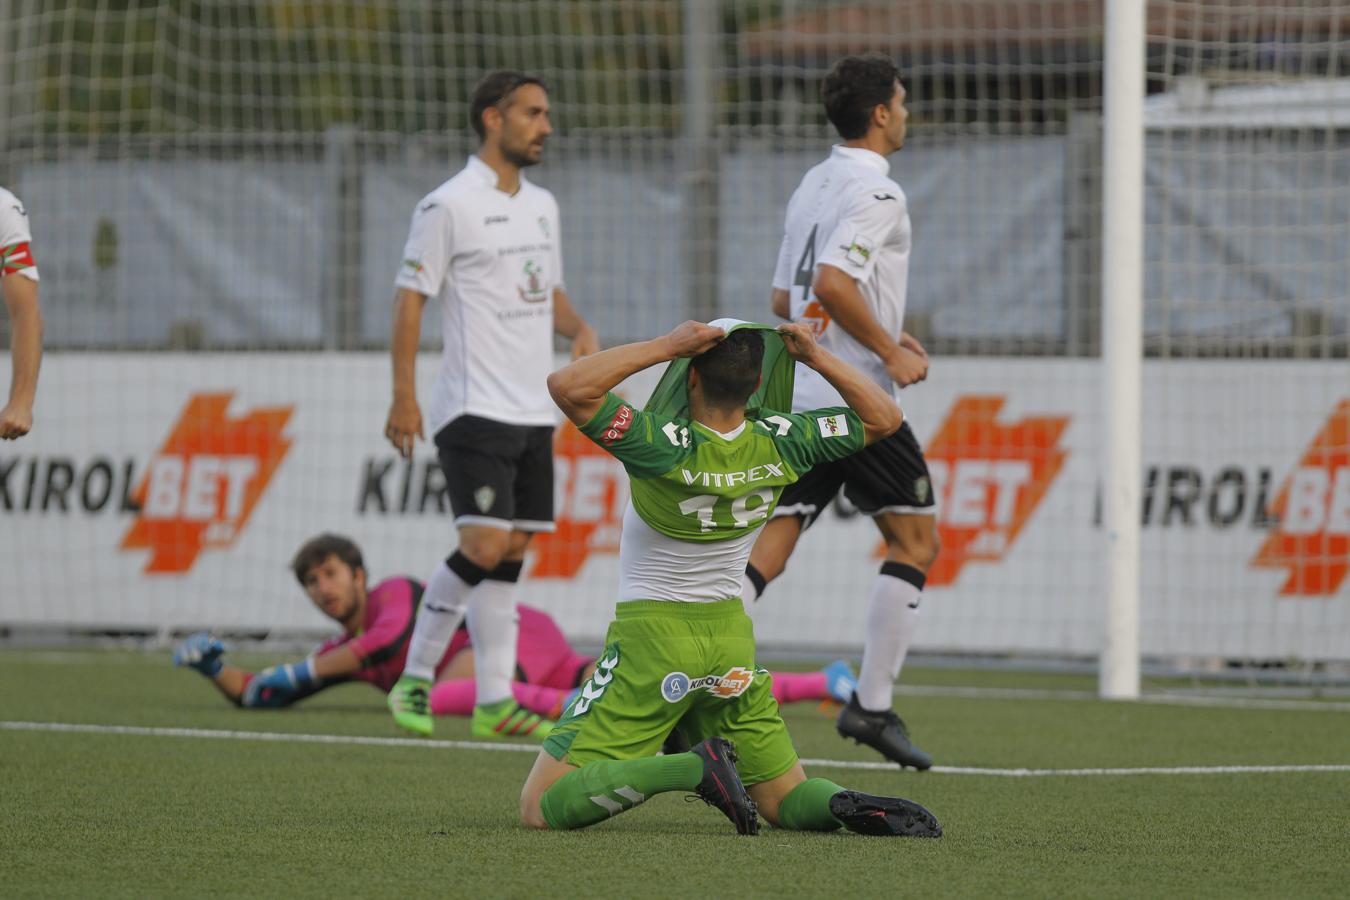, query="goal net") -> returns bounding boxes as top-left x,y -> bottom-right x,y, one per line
1,1 -> 1346,671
